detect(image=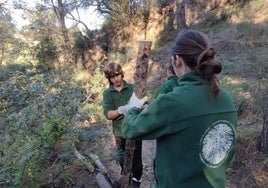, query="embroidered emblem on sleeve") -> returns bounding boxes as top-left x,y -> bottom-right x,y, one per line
199,120 -> 235,168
